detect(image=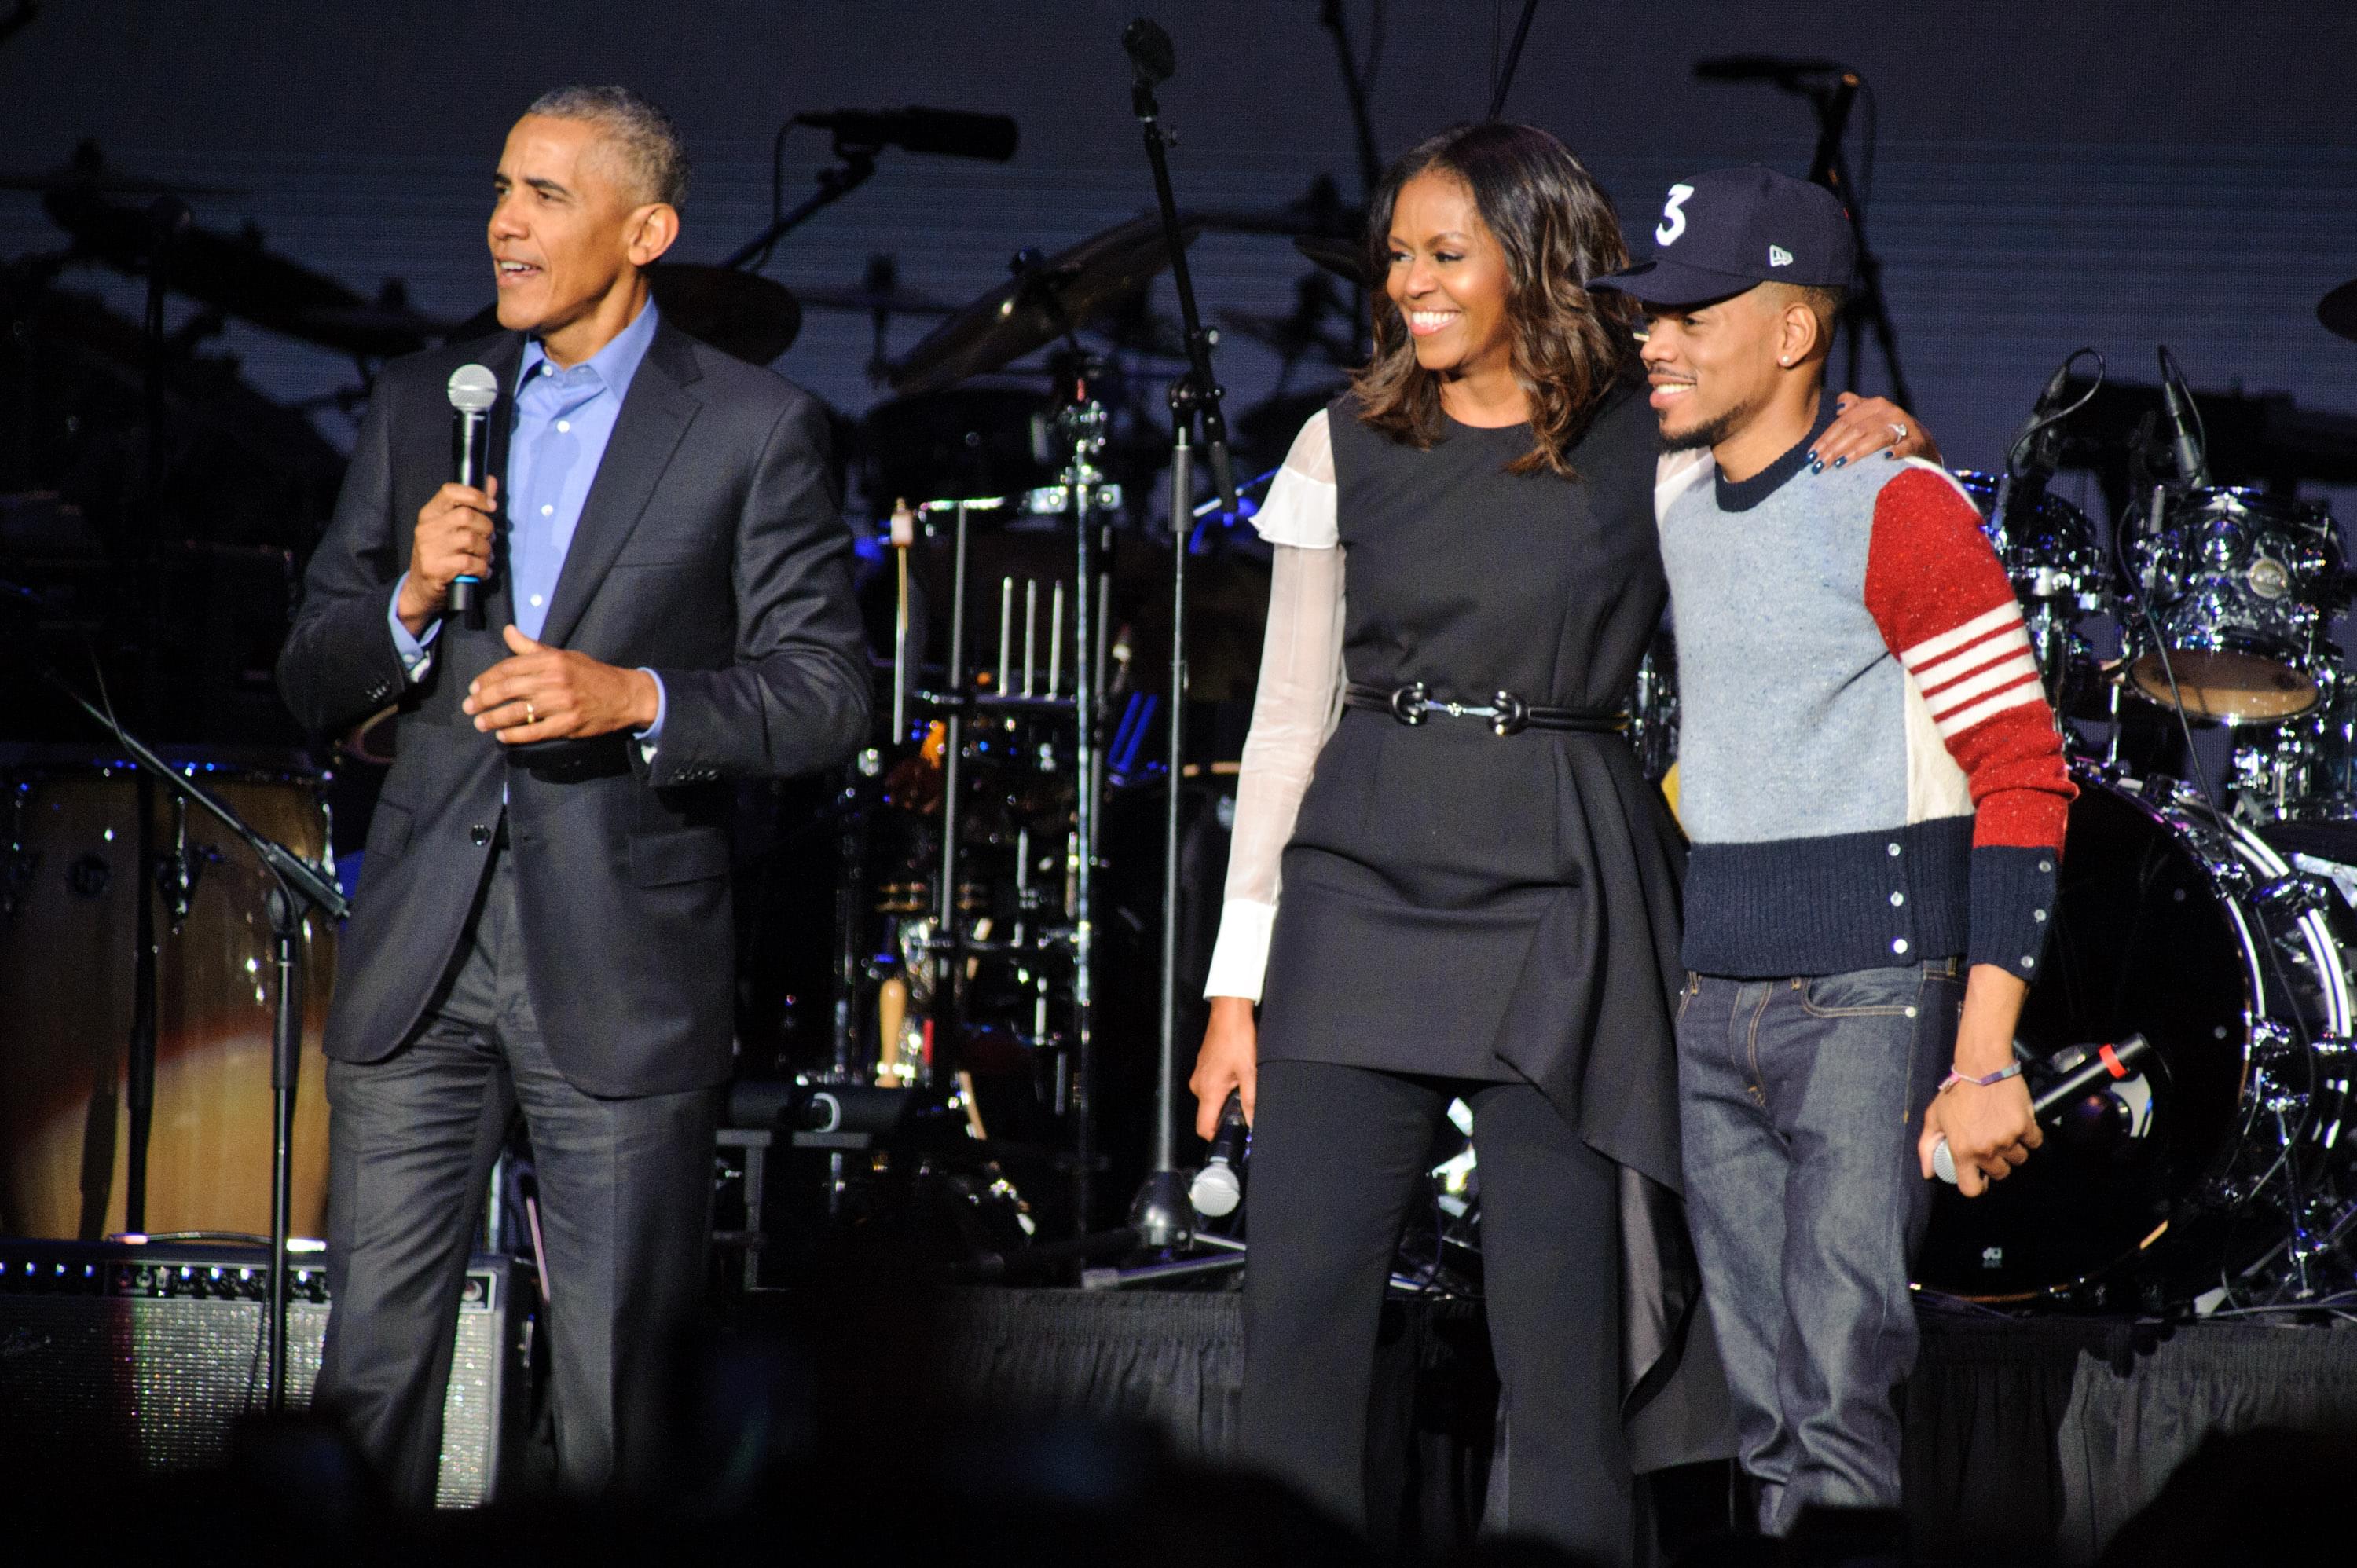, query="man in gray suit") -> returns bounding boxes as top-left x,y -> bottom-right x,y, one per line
277,86 -> 870,1502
